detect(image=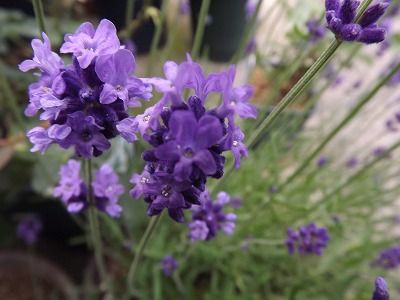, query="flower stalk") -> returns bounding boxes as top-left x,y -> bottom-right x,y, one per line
32,0 -> 46,35
282,61 -> 400,188
191,0 -> 211,59
85,159 -> 109,293
127,214 -> 162,295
